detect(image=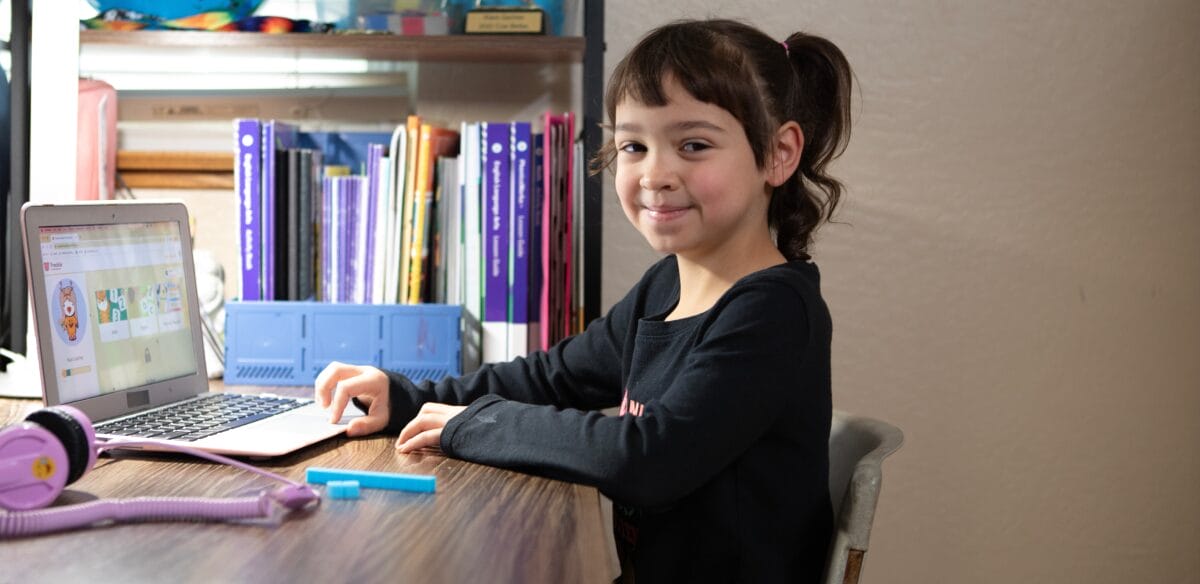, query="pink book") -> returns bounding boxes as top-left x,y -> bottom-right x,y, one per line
562,112 -> 575,340
537,112 -> 580,349
539,113 -> 557,351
